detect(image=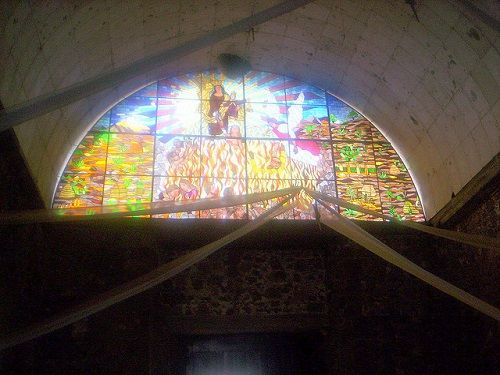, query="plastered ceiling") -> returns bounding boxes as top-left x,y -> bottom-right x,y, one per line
0,0 -> 499,218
